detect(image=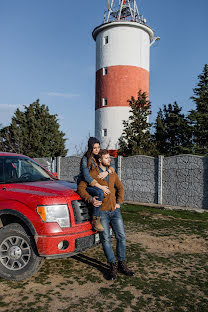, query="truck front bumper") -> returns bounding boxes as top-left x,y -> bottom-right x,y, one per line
35,229 -> 101,258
